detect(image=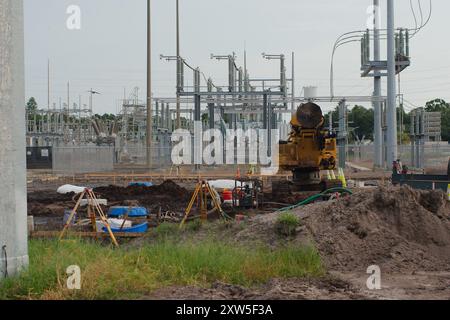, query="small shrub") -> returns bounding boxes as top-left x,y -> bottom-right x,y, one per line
275,212 -> 300,236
